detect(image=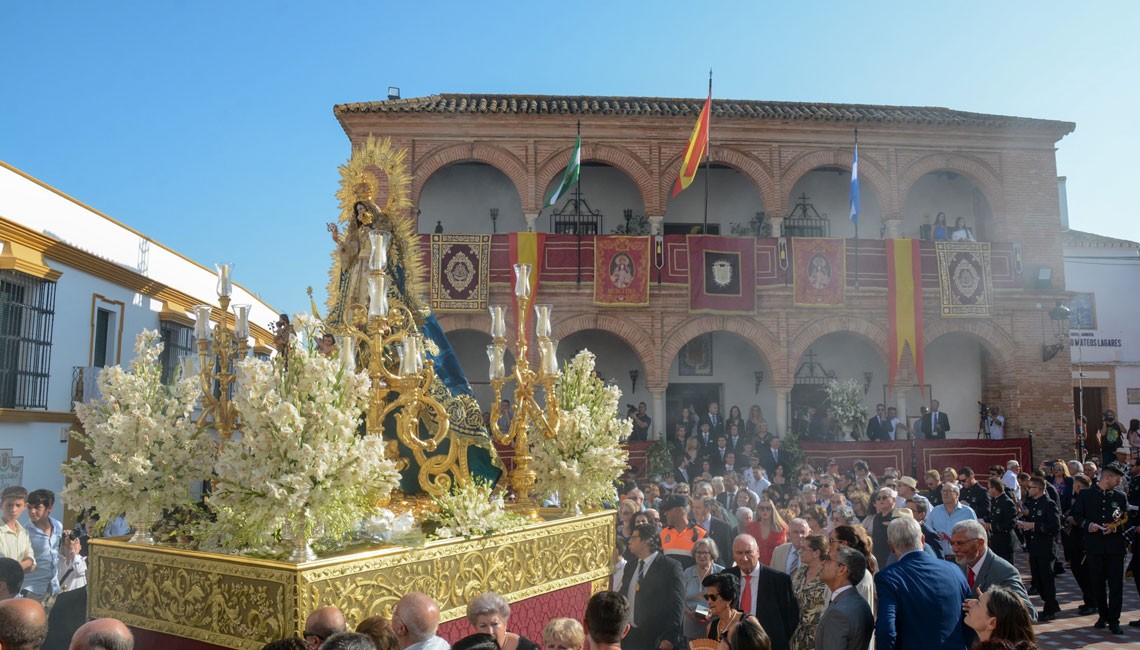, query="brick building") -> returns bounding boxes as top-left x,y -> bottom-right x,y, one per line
334,93 -> 1076,462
